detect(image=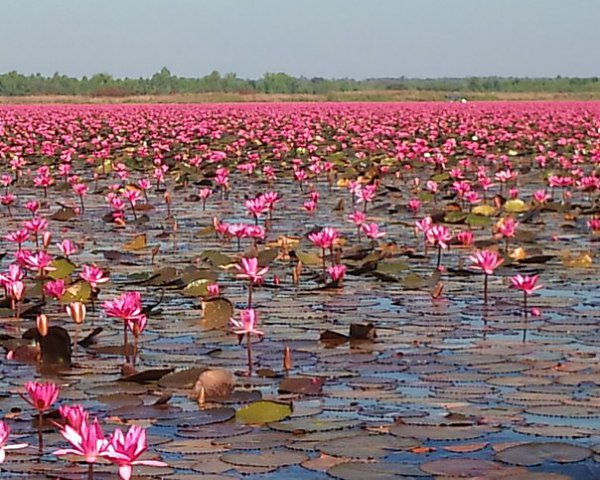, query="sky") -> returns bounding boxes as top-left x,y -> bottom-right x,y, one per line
1,0 -> 599,79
